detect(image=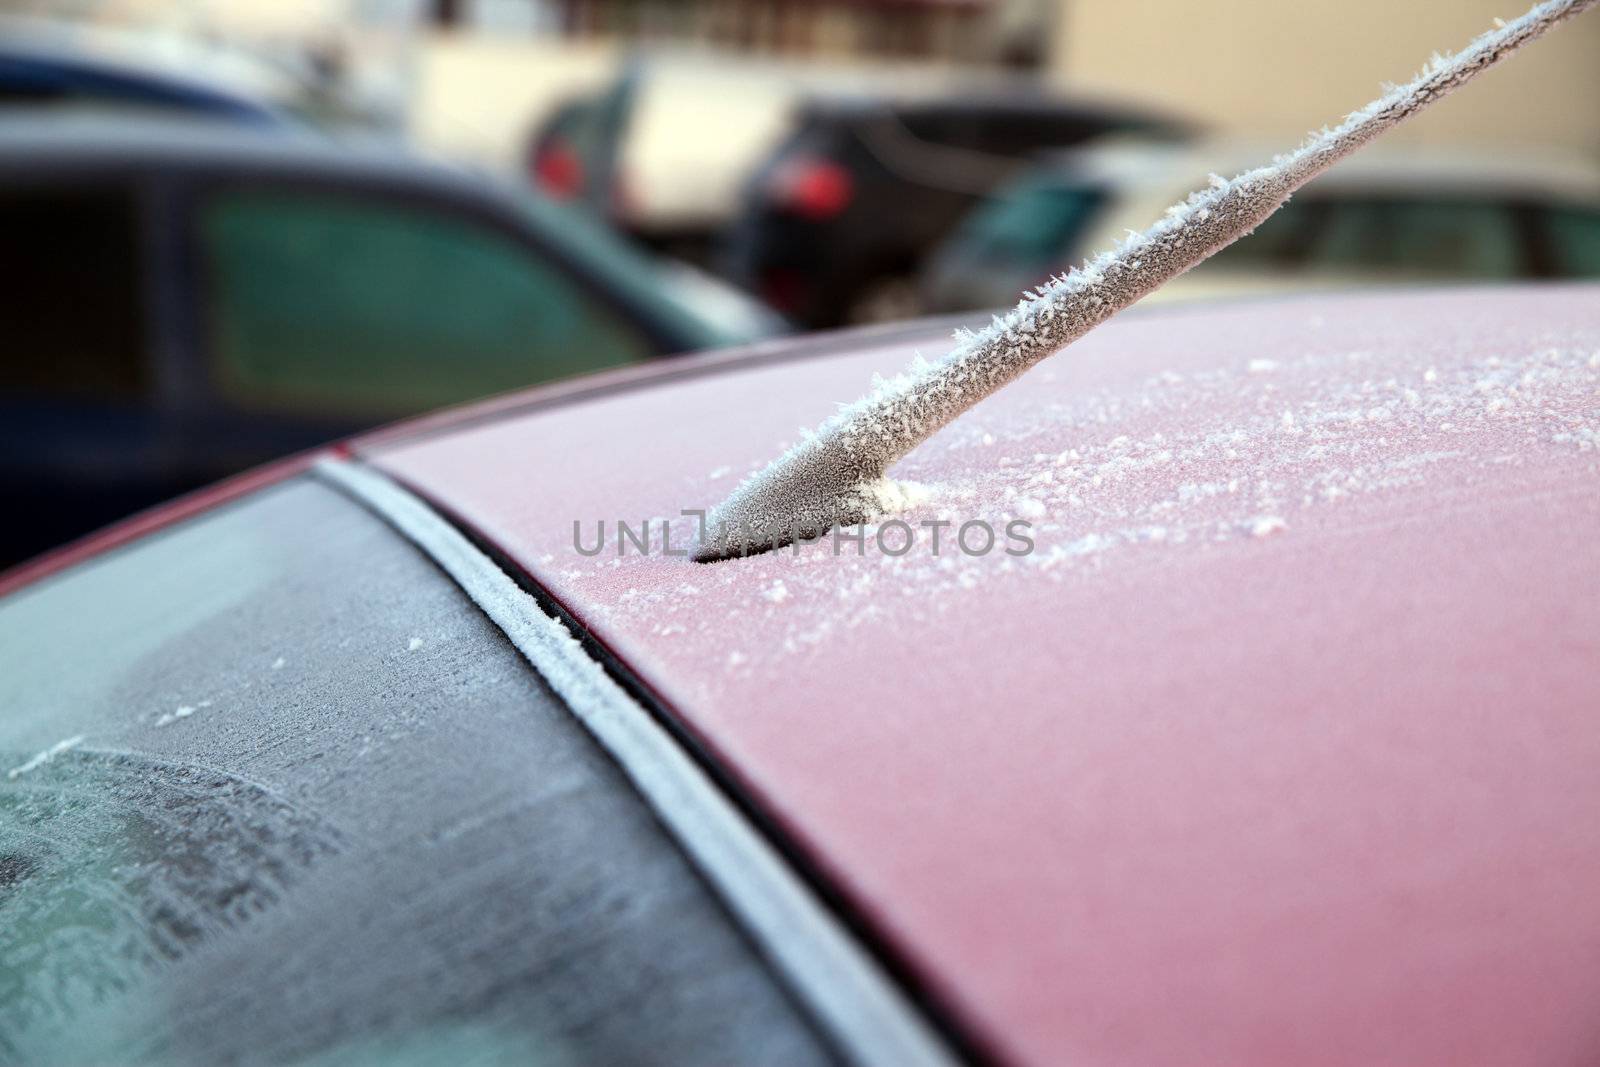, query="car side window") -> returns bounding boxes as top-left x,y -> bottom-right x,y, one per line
199,188 -> 651,418
1540,205 -> 1600,275
0,185 -> 150,398
1303,198 -> 1526,278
